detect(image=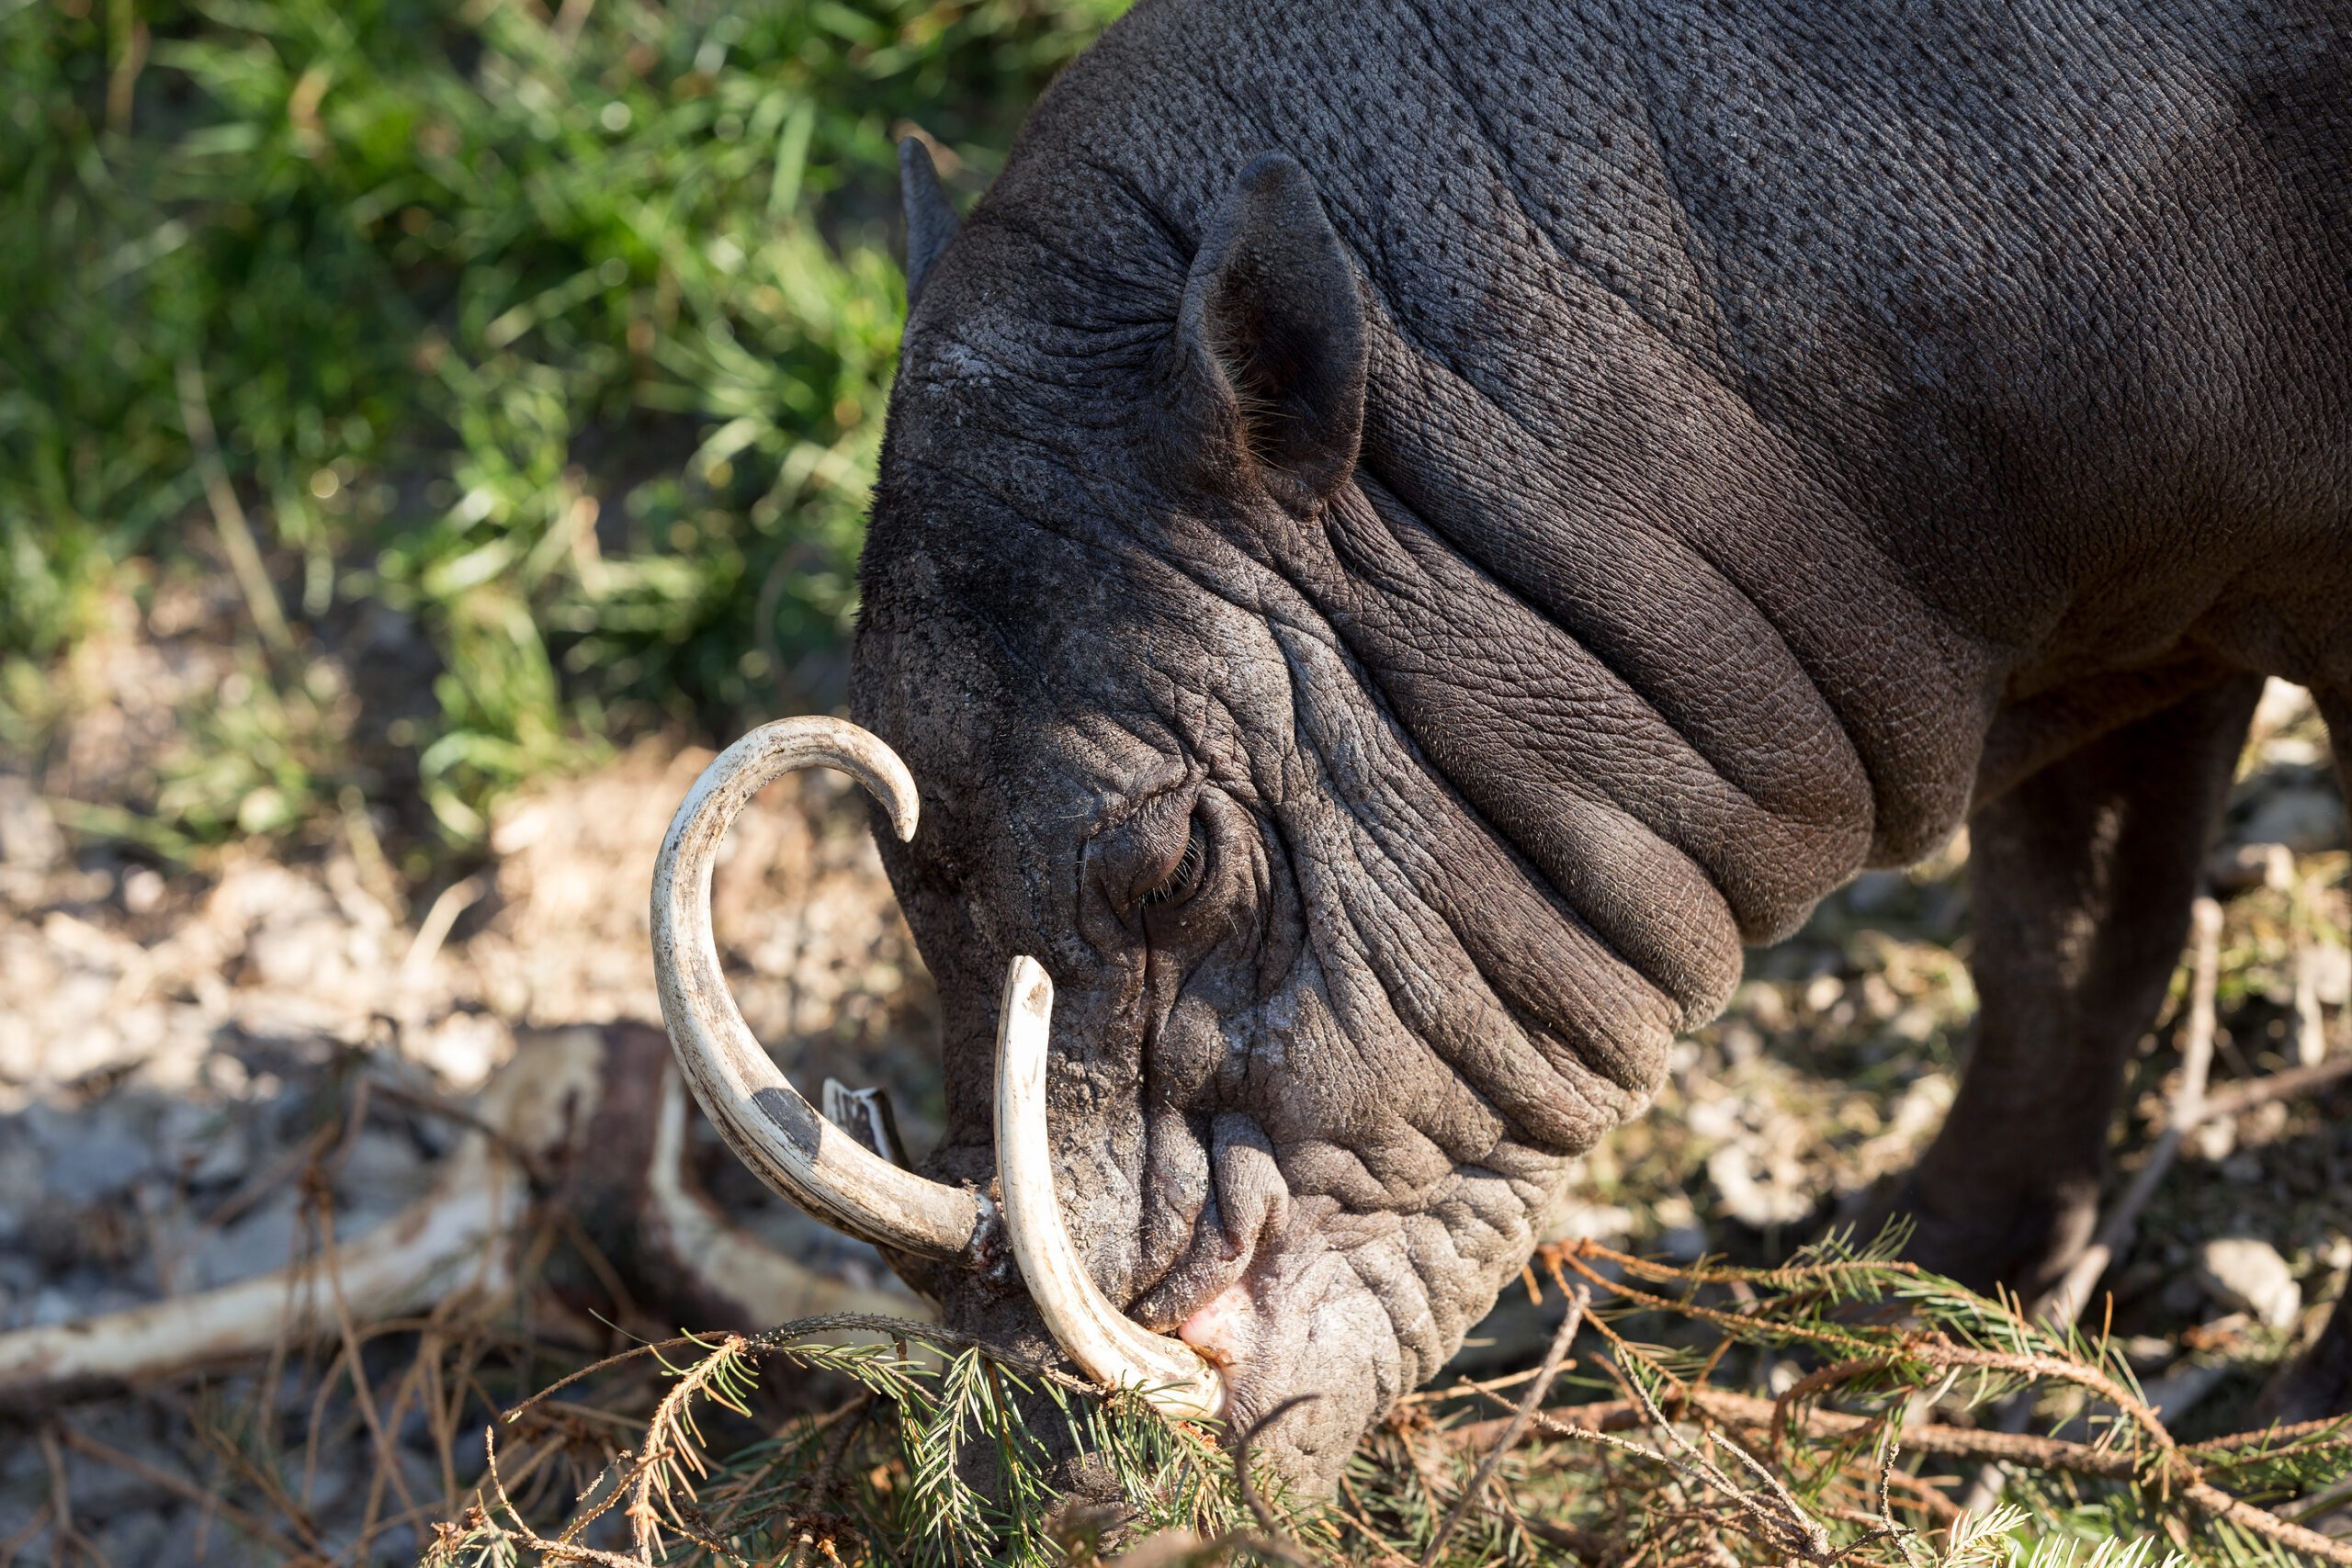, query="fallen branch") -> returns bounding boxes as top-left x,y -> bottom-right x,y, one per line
0,1027 -> 916,1406
0,1087 -> 530,1404
2199,1052 -> 2352,1122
